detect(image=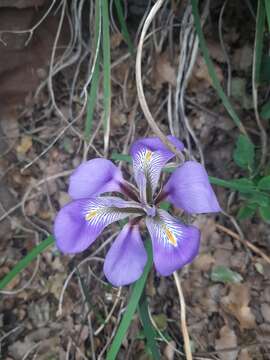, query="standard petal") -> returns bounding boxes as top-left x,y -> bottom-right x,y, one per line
130,136 -> 184,199
163,161 -> 221,214
68,158 -> 124,199
54,197 -> 143,254
145,209 -> 200,276
103,224 -> 147,286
